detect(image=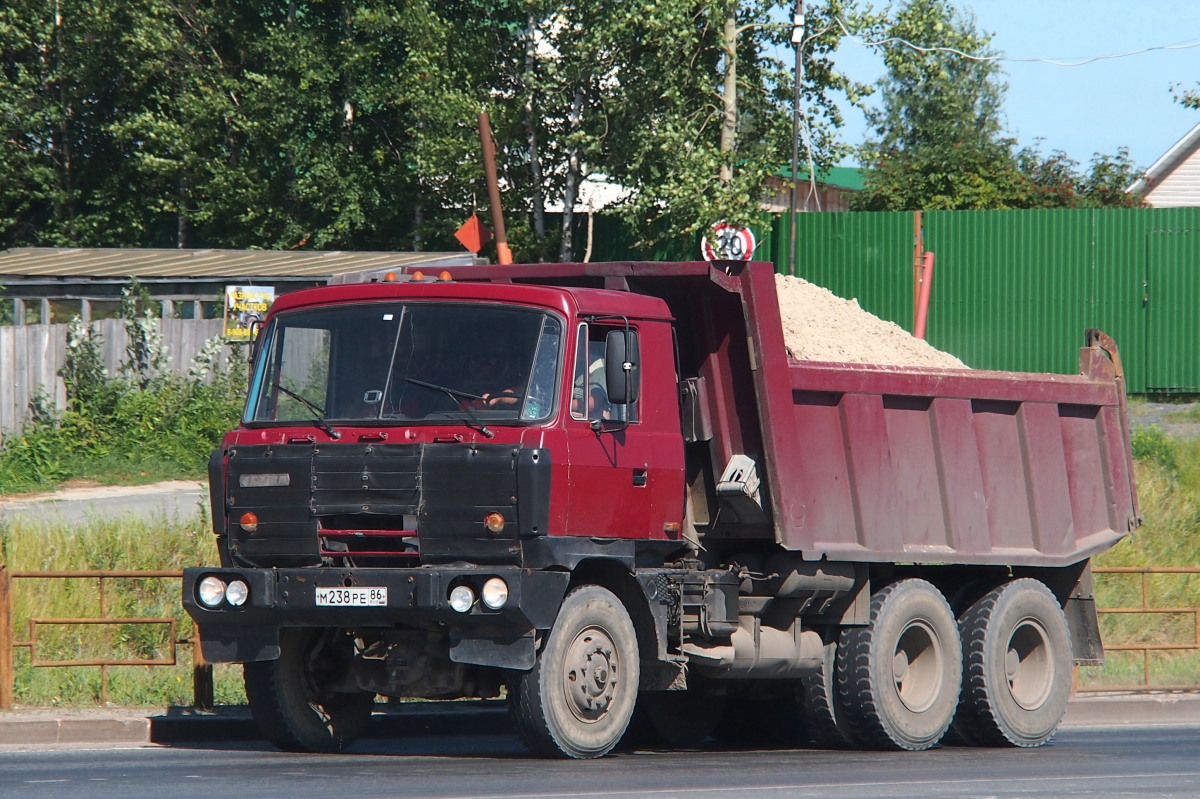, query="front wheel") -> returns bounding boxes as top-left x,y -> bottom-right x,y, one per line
510,585 -> 640,758
244,627 -> 375,753
952,579 -> 1072,747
